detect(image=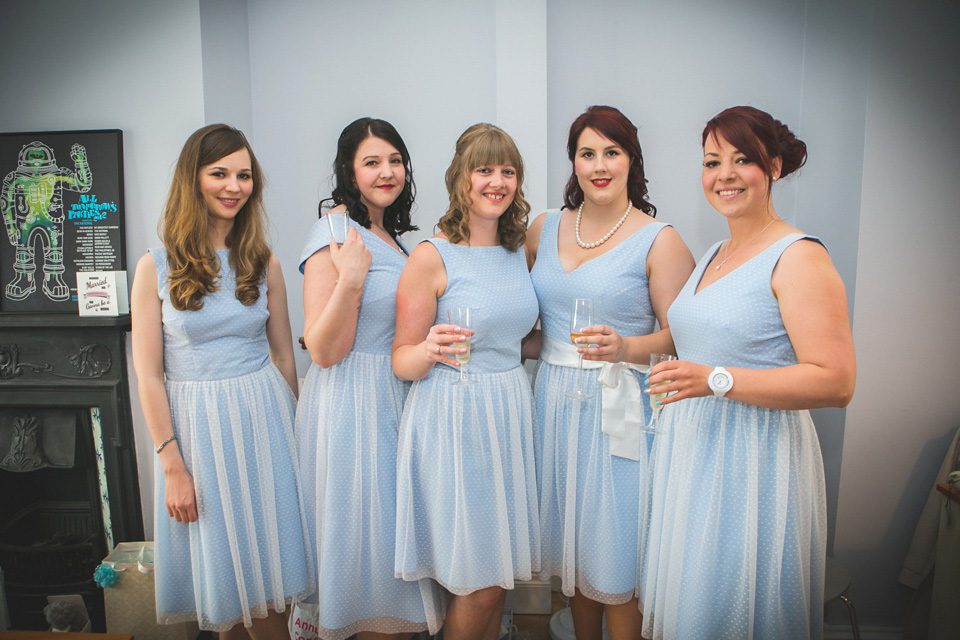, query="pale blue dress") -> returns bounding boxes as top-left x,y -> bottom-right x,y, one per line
395,239 -> 541,594
640,234 -> 827,640
150,248 -> 312,632
531,211 -> 668,603
296,218 -> 444,639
